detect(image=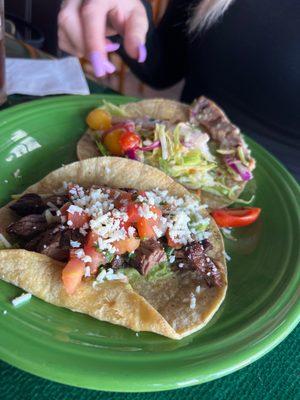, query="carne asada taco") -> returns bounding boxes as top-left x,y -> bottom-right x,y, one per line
0,157 -> 227,339
77,97 -> 256,208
